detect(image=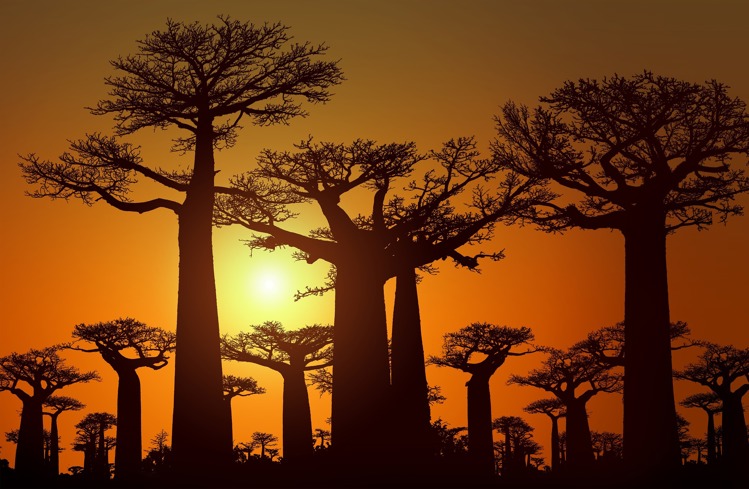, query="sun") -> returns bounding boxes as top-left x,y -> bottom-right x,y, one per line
254,269 -> 286,299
